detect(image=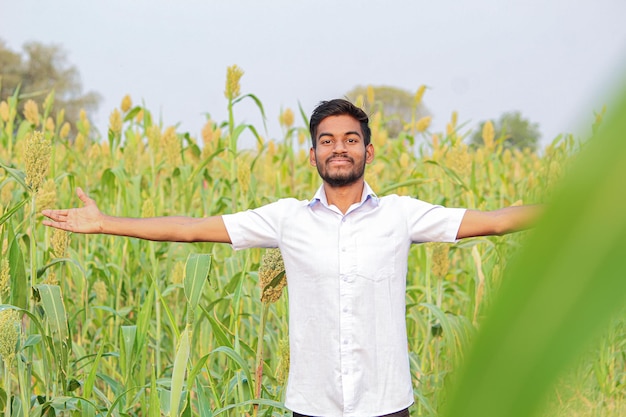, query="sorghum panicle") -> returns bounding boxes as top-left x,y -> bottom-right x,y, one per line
162,126 -> 182,167
59,122 -> 71,139
24,131 -> 52,192
121,95 -> 132,113
0,309 -> 19,366
172,262 -> 185,285
482,121 -> 495,151
109,109 -> 123,135
415,116 -> 432,133
275,338 -> 290,385
224,64 -> 244,100
93,280 -> 108,303
51,229 -> 70,259
430,242 -> 450,278
0,101 -> 9,122
141,199 -> 155,218
35,179 -> 57,212
258,248 -> 286,304
279,108 -> 294,129
23,99 -> 40,126
415,85 -> 427,105
0,259 -> 10,294
236,157 -> 251,195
